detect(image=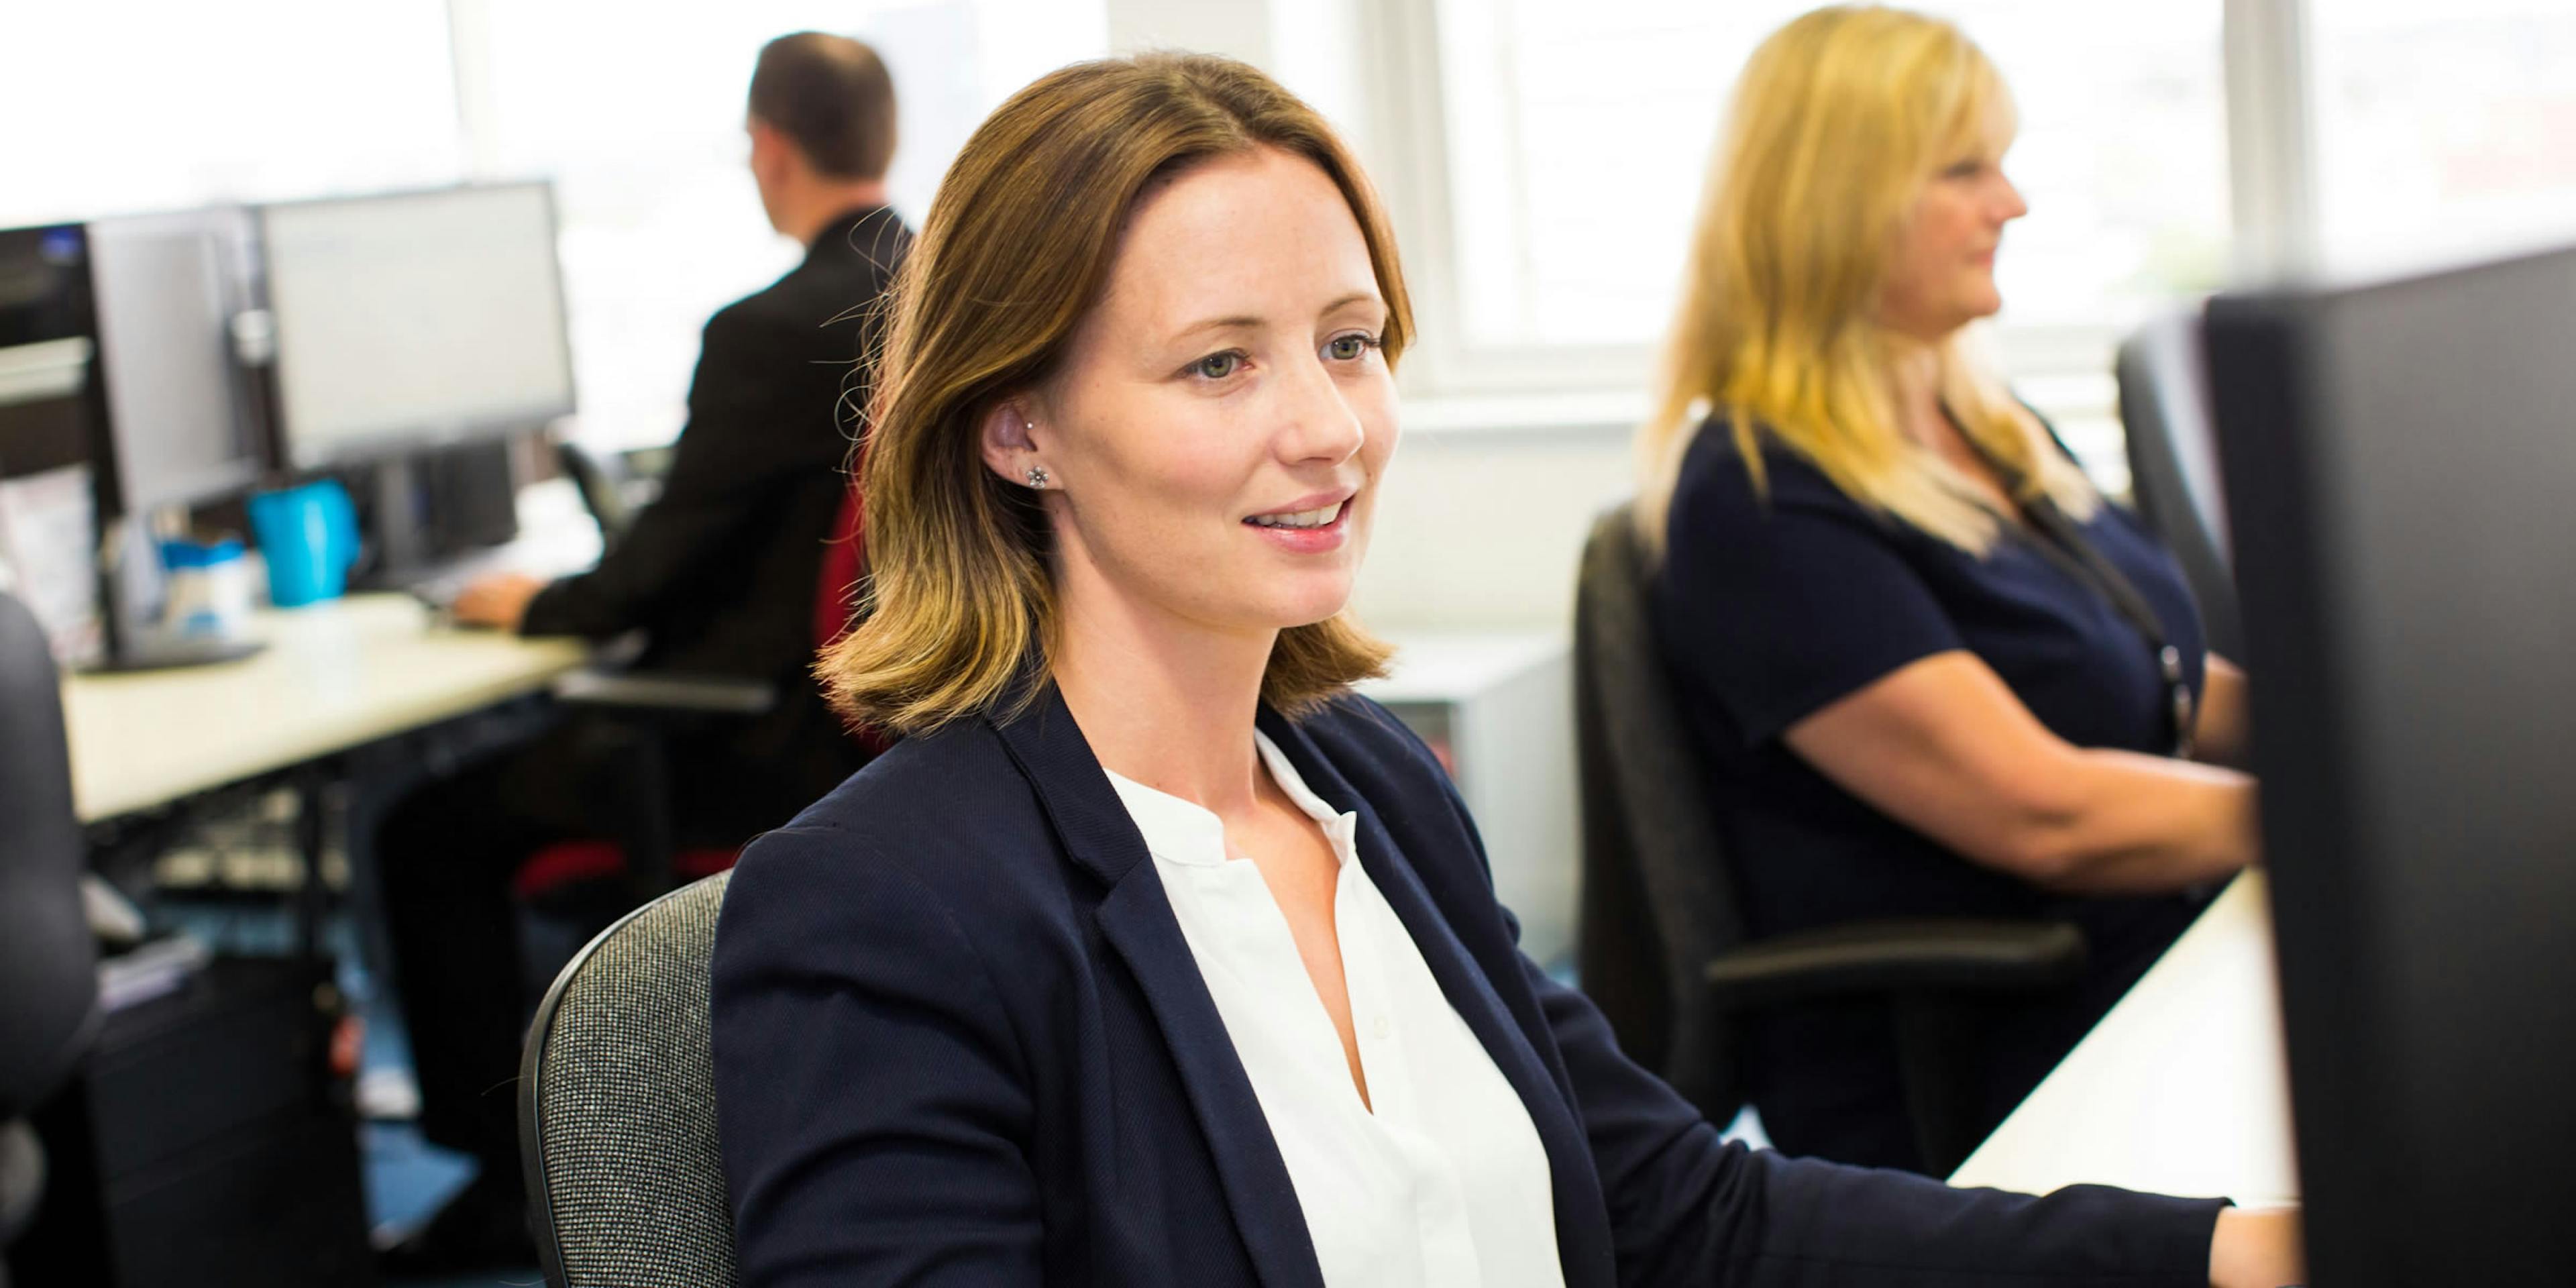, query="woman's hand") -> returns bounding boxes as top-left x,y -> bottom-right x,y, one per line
2208,1206 -> 2304,1287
